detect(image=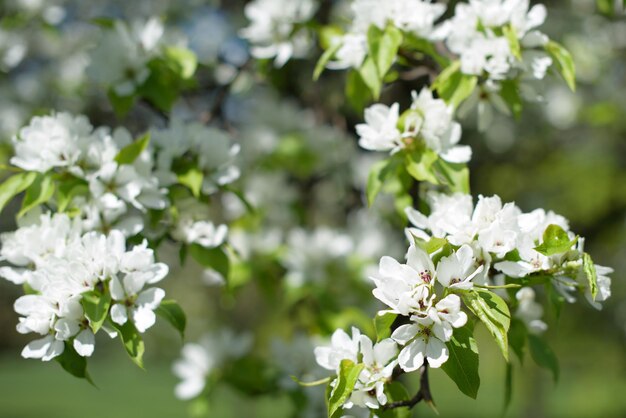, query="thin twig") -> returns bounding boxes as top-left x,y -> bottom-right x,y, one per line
383,362 -> 434,411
